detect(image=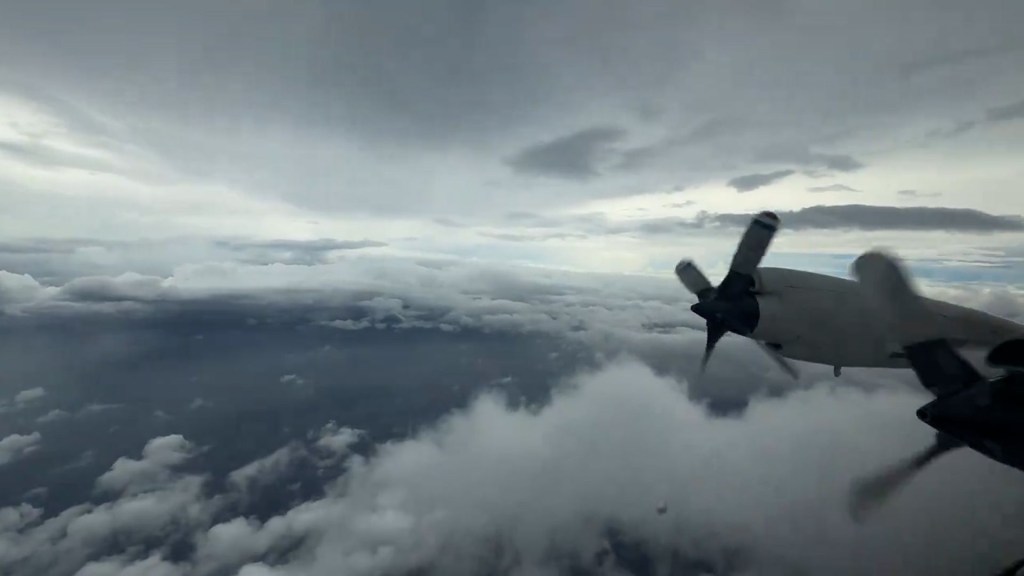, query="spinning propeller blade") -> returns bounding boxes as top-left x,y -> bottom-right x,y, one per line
848,250 -> 974,520
676,212 -> 796,378
675,260 -> 714,302
755,340 -> 799,380
729,211 -> 779,277
848,433 -> 962,522
700,320 -> 728,374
